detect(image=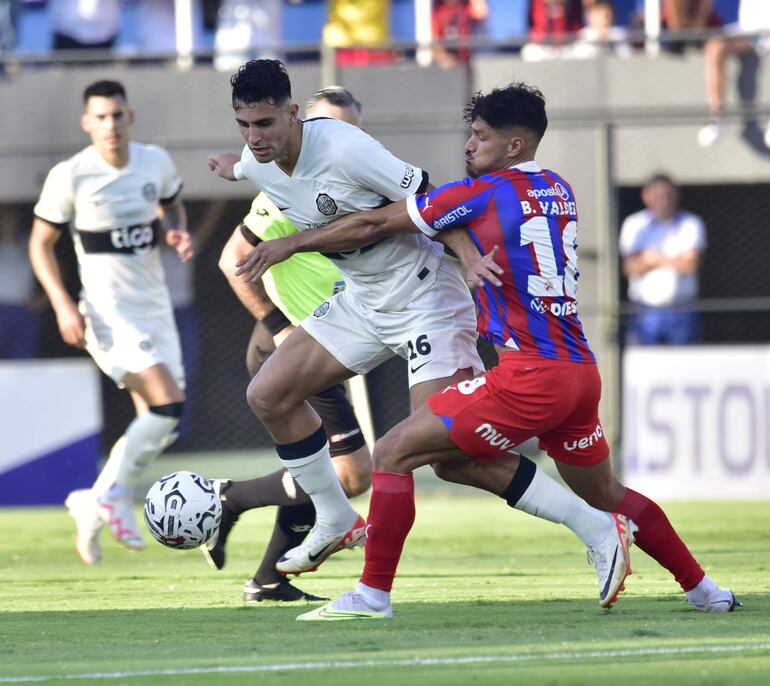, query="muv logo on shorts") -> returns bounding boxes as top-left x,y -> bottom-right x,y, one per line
563,424 -> 604,451
475,423 -> 515,452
